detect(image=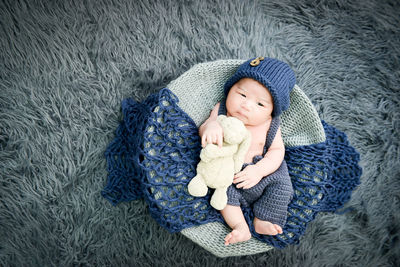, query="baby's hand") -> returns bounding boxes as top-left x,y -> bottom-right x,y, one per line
233,165 -> 263,189
201,120 -> 223,148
